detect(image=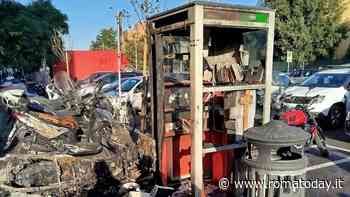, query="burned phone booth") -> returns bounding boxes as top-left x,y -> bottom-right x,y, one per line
146,1 -> 275,195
